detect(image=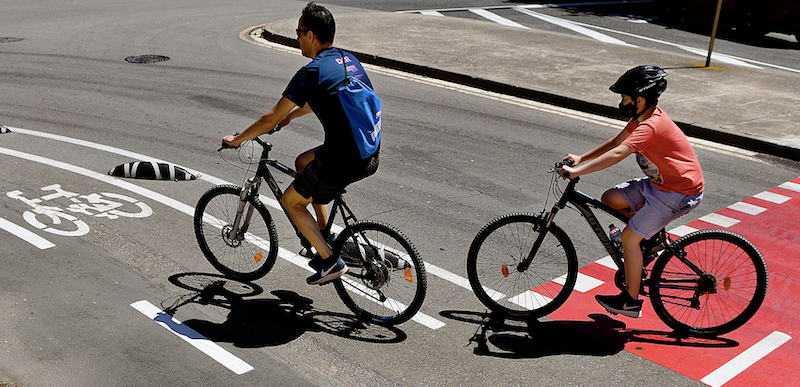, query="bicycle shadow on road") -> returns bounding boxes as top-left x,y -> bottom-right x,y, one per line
440,310 -> 738,359
161,272 -> 407,347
